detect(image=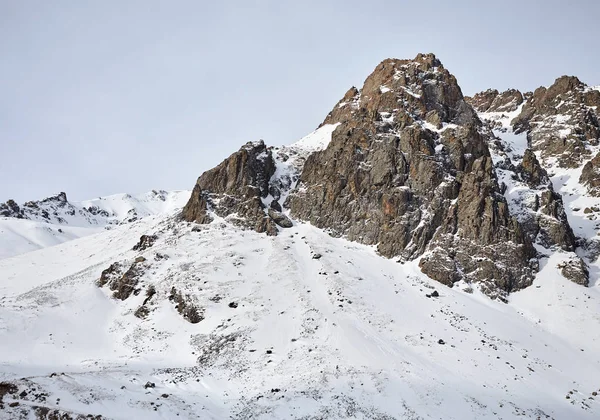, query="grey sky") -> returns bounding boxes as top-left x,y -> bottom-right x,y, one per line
2,0 -> 599,202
